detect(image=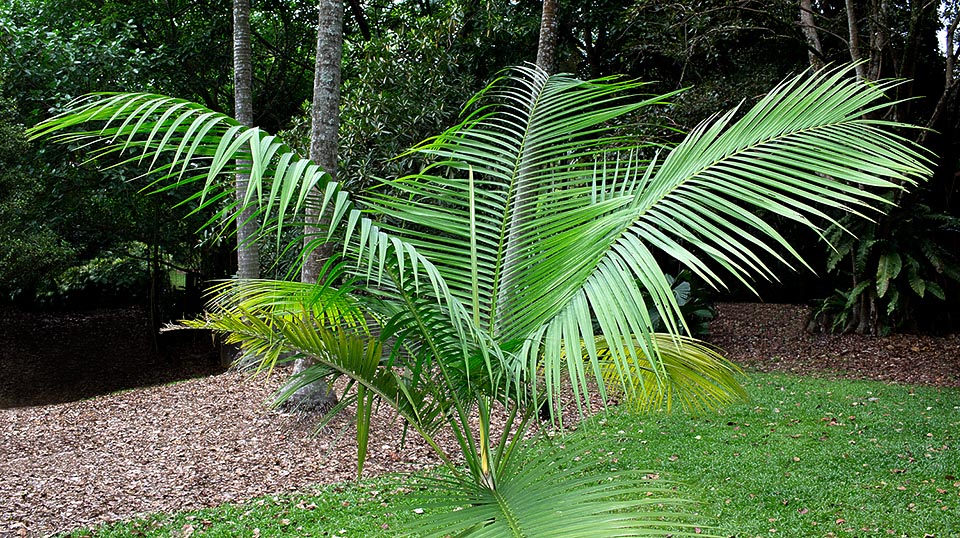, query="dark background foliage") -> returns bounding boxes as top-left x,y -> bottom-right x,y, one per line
1,0 -> 957,334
